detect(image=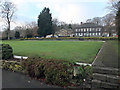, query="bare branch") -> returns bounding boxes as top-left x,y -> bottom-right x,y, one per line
107,0 -> 120,13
